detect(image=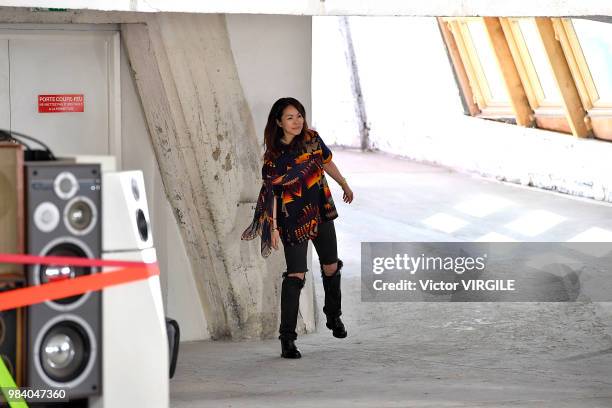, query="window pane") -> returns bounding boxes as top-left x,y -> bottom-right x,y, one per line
571,19 -> 612,104
466,20 -> 509,103
517,19 -> 562,103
